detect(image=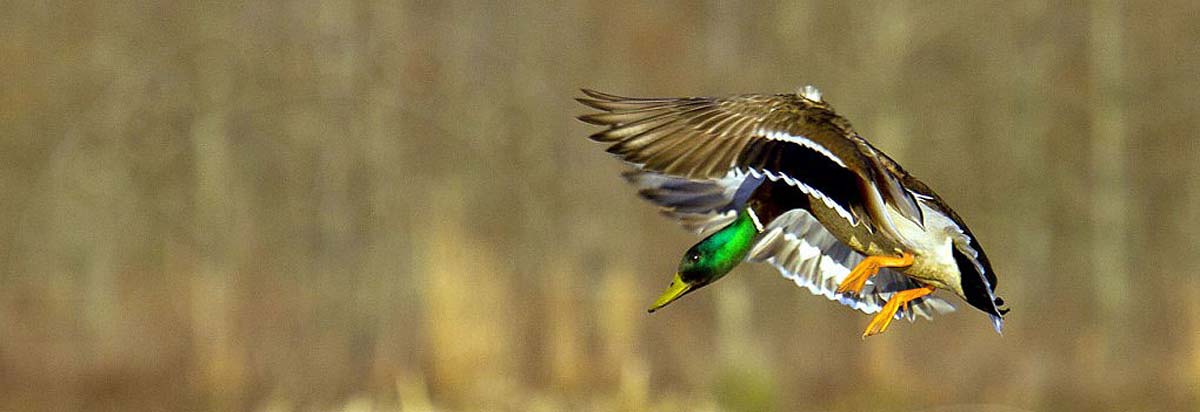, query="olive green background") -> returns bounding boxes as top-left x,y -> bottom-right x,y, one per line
3,1 -> 1198,411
